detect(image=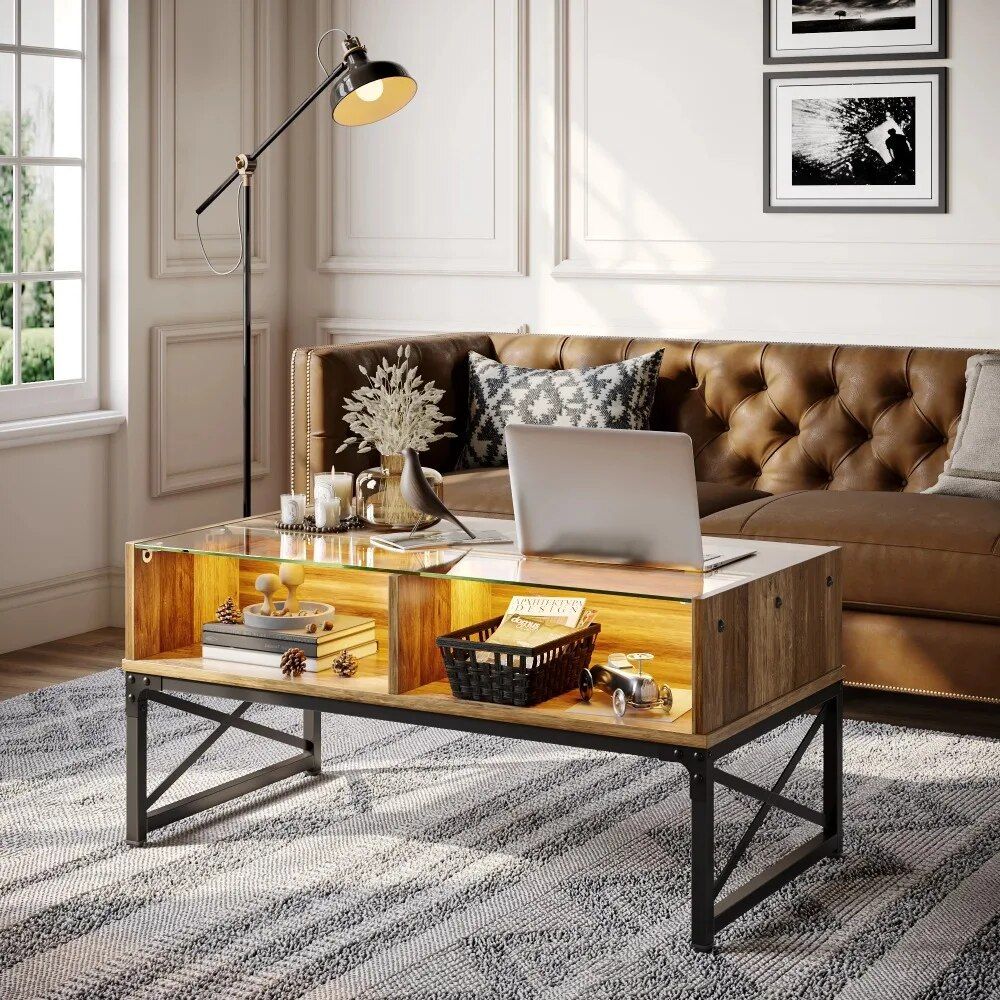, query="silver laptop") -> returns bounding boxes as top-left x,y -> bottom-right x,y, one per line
505,425 -> 755,572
